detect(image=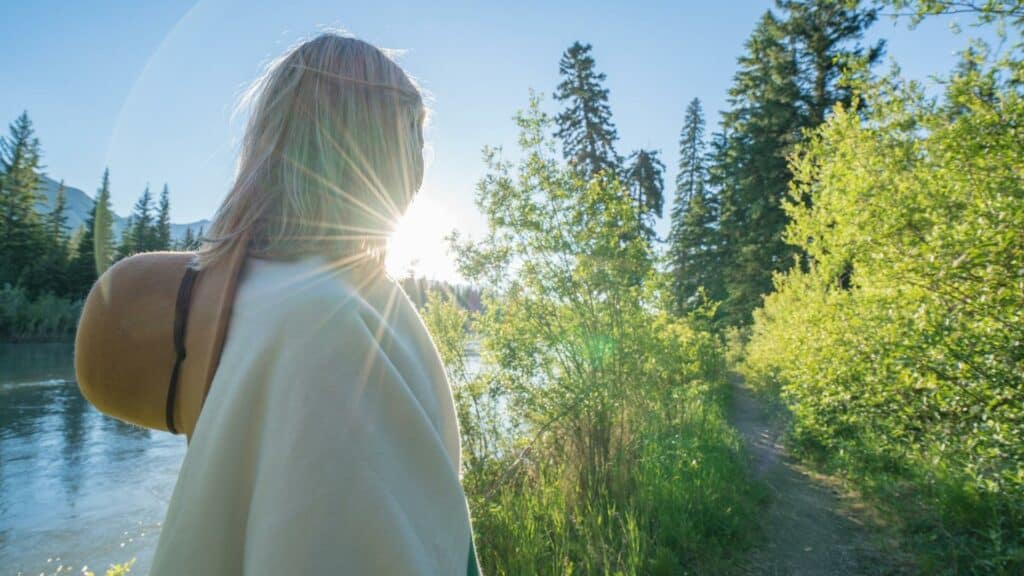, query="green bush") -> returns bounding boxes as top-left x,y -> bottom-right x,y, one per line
425,95 -> 761,574
744,56 -> 1024,573
0,284 -> 82,341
